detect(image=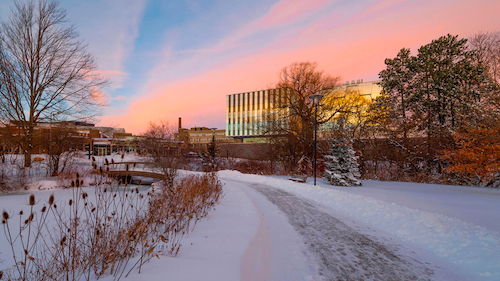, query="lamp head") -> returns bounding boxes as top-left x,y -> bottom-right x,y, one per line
308,94 -> 324,105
